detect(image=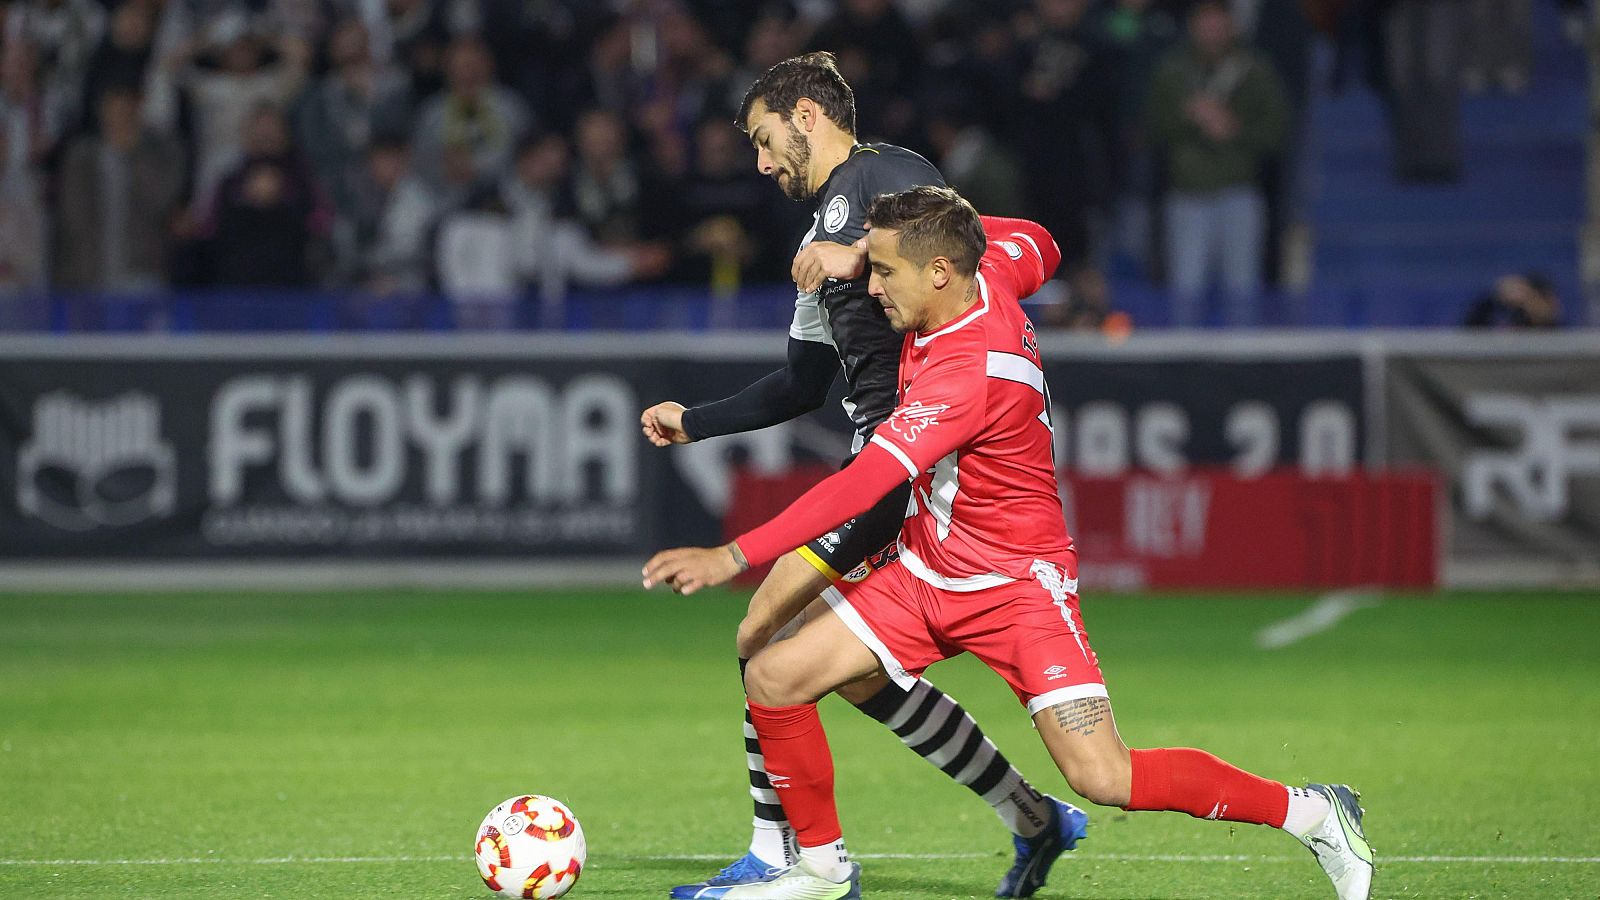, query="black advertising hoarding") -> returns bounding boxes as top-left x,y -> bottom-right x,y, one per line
0,335 -> 1370,564
0,353 -> 663,558
1044,354 -> 1367,476
1386,348 -> 1600,581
